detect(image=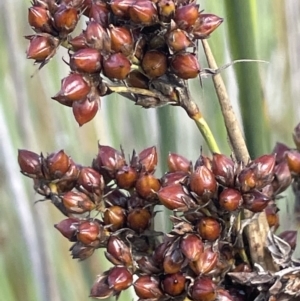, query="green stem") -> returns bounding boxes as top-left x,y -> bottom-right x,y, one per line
192,113 -> 220,154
